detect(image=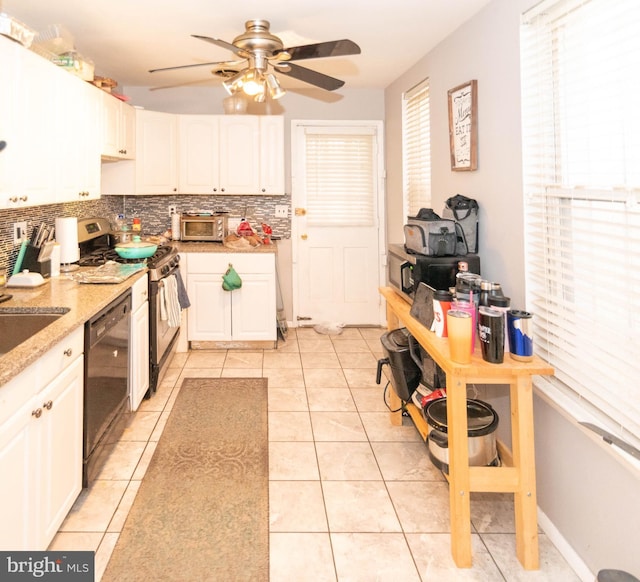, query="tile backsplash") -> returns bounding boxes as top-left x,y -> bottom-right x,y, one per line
0,194 -> 291,272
